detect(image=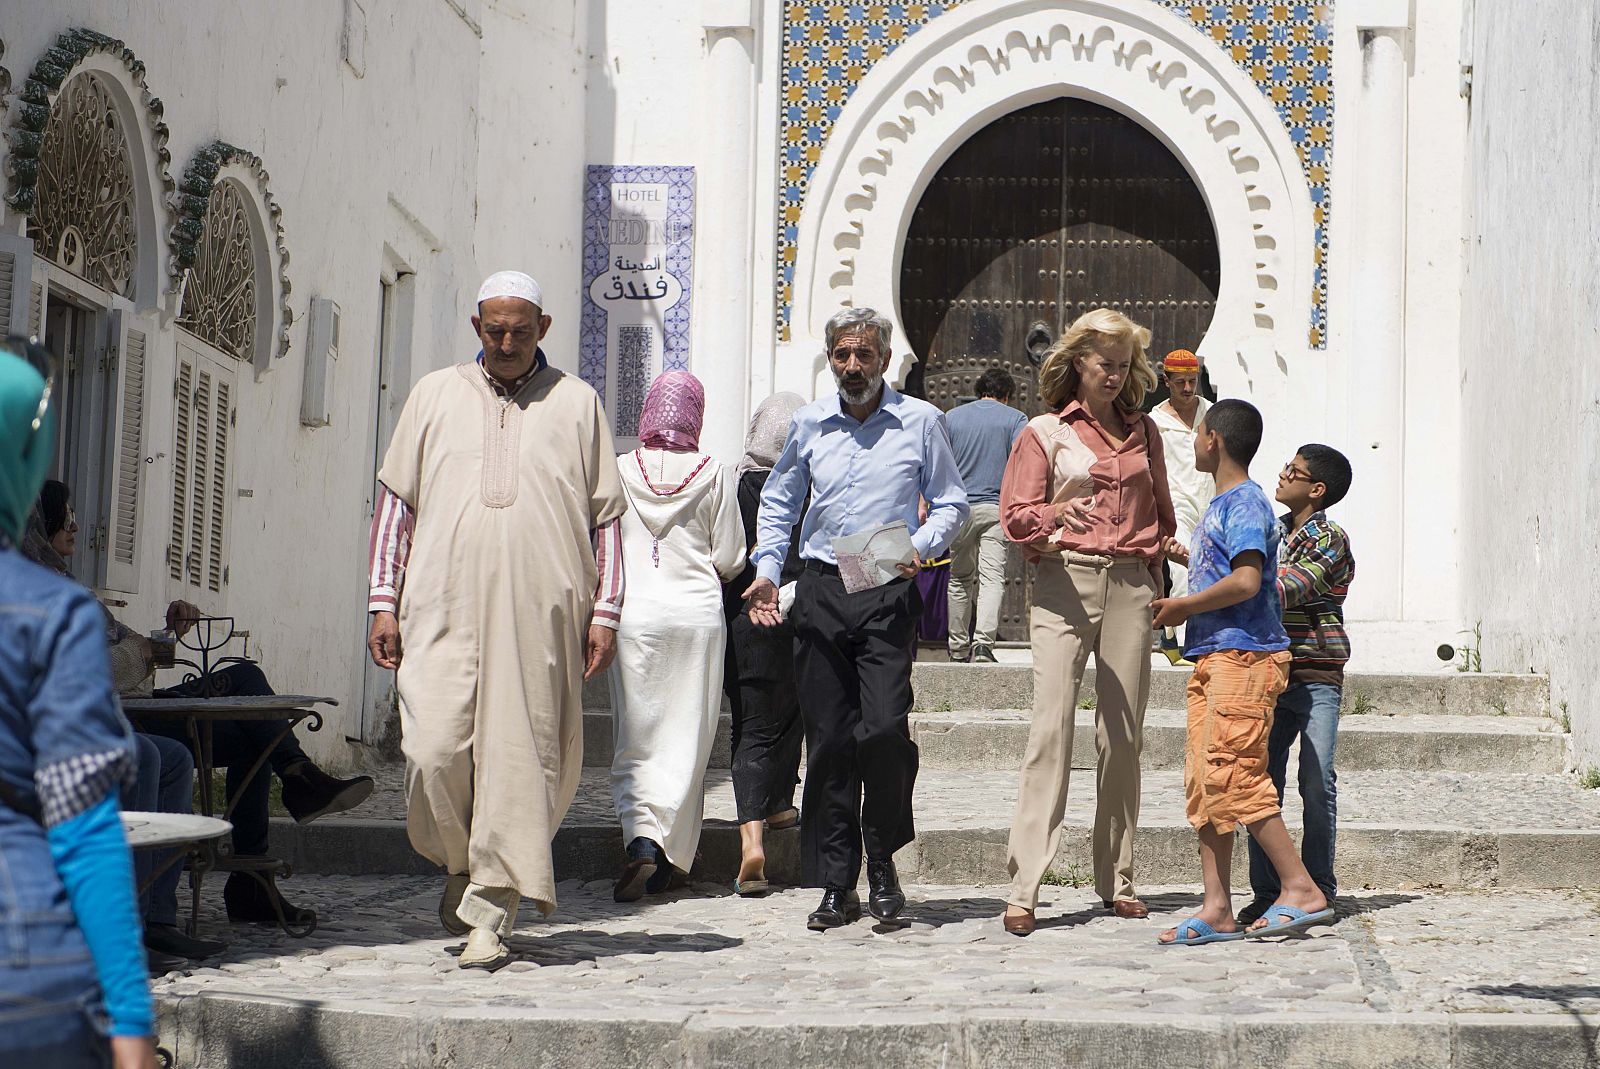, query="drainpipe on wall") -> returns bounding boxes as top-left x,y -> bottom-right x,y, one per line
699,0 -> 758,462
1348,0 -> 1414,620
